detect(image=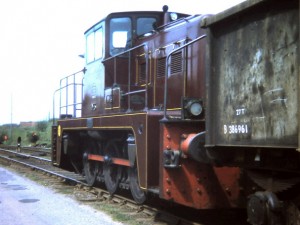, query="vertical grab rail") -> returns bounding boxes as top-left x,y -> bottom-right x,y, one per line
73,73 -> 77,117
144,44 -> 149,111
127,50 -> 132,112
162,35 -> 207,120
